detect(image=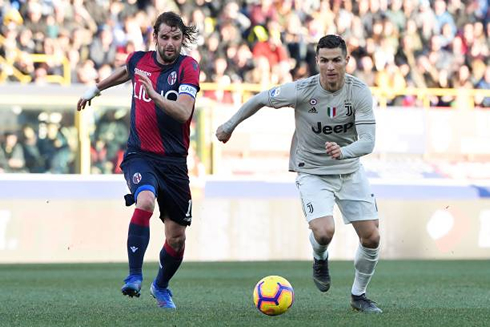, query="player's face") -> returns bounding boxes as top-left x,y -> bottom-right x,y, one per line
316,47 -> 349,92
154,23 -> 183,64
